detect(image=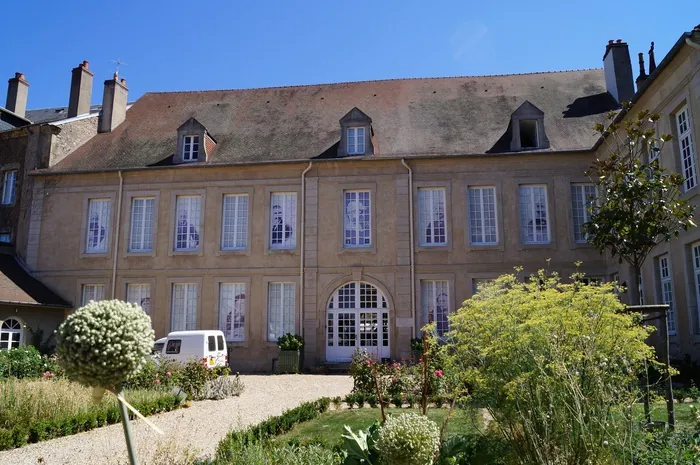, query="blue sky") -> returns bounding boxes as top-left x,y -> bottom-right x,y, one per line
2,0 -> 697,109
